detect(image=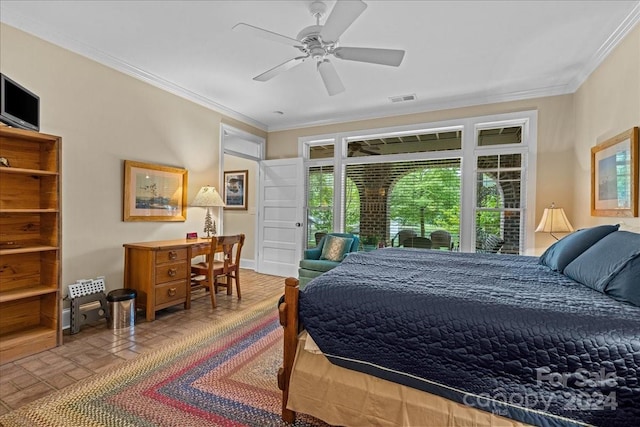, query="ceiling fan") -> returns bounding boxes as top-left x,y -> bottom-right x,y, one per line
232,0 -> 405,96
349,141 -> 380,156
